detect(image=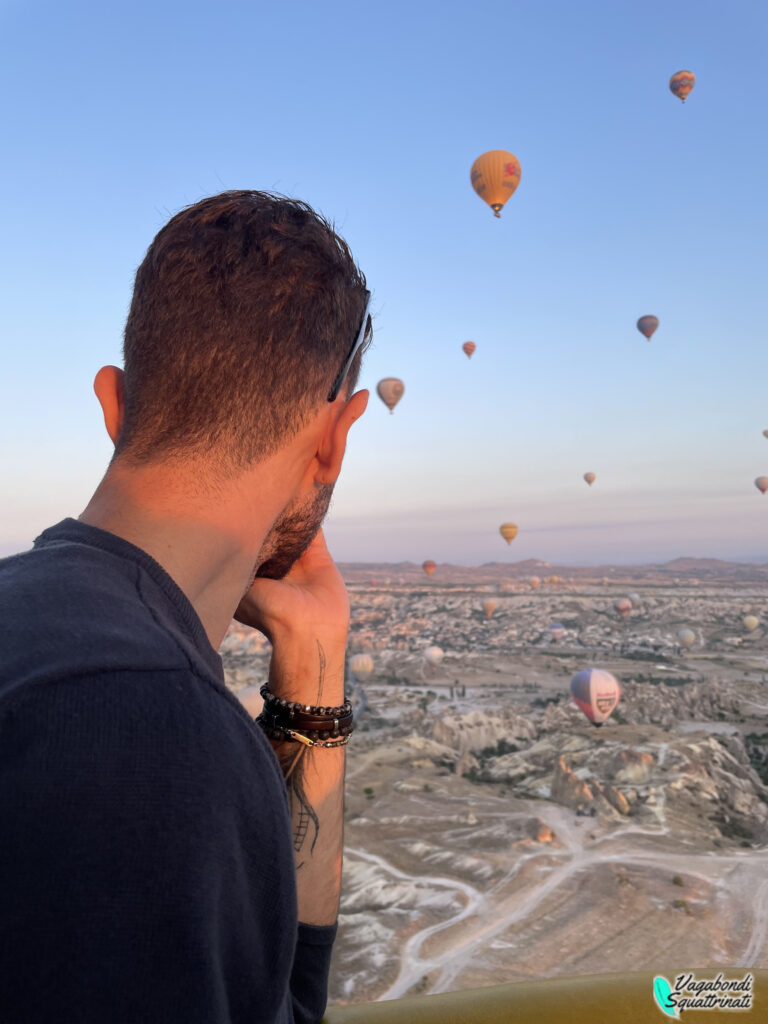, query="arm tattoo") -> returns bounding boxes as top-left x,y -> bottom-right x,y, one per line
274,638 -> 328,863
315,639 -> 326,705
